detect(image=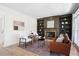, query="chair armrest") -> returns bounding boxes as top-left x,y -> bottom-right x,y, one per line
52,42 -> 70,47
49,41 -> 71,51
